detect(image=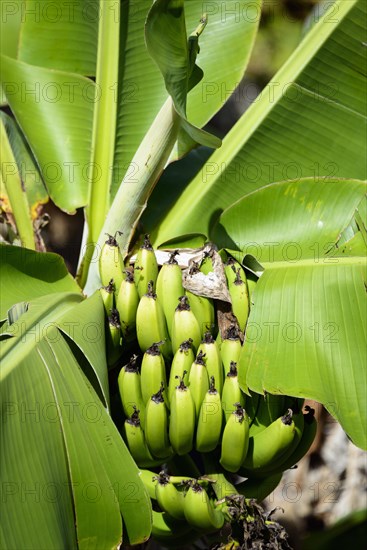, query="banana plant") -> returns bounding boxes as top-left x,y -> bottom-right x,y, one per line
0,0 -> 366,548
